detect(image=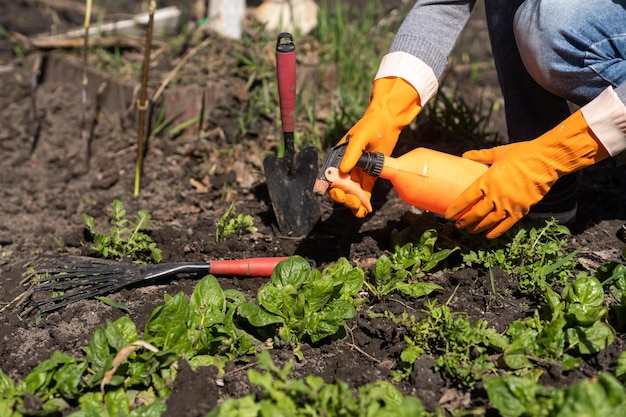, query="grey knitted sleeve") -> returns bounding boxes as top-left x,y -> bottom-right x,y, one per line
390,0 -> 476,79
